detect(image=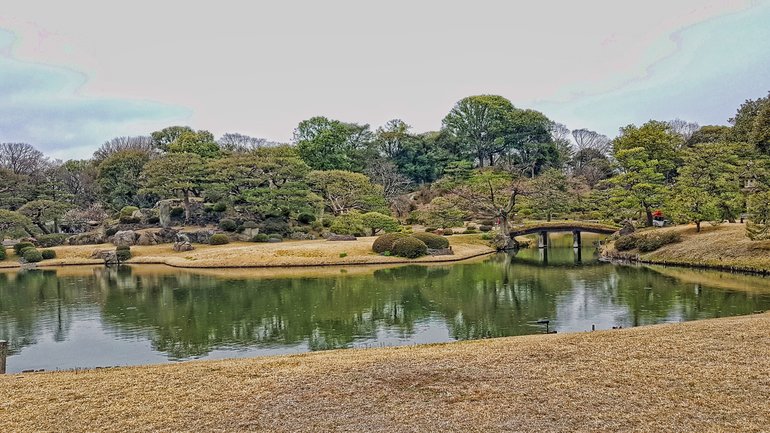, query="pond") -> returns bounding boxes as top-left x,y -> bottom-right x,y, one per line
2,234 -> 770,373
